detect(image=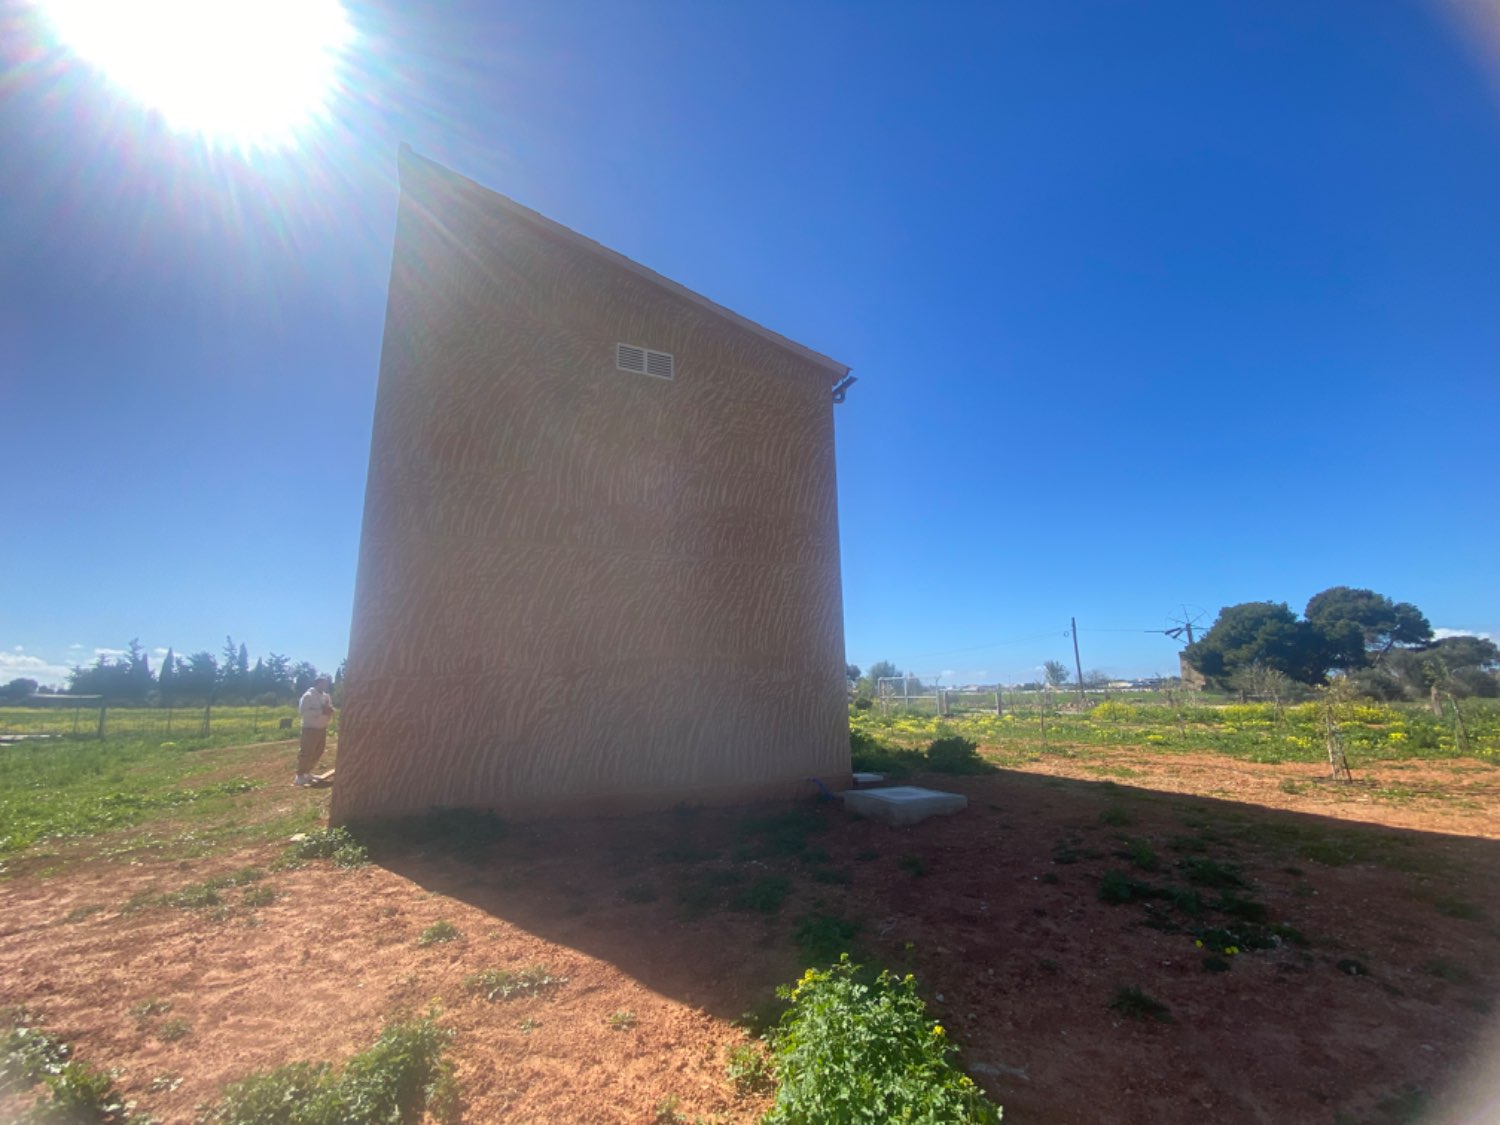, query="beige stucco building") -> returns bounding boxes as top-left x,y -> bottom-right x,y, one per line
330,147 -> 852,824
